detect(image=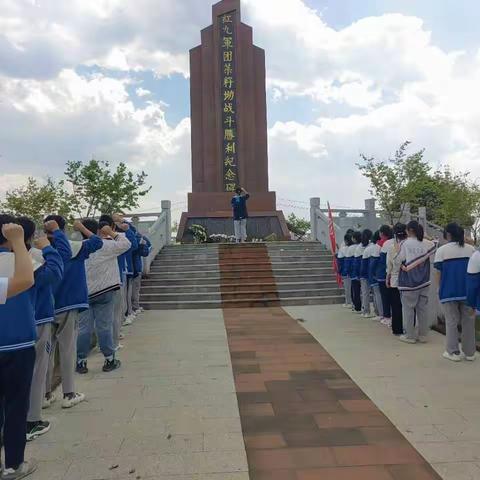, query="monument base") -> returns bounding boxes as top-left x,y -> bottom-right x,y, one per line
177,191 -> 289,243
177,211 -> 289,243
